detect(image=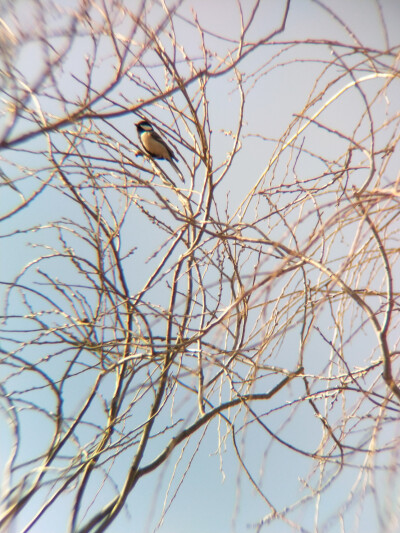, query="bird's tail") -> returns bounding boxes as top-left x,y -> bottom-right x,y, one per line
169,158 -> 185,183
